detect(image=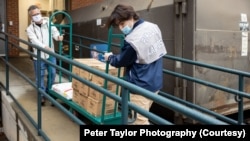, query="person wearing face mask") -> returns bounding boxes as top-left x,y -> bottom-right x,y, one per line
26,5 -> 64,105
104,4 -> 167,125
